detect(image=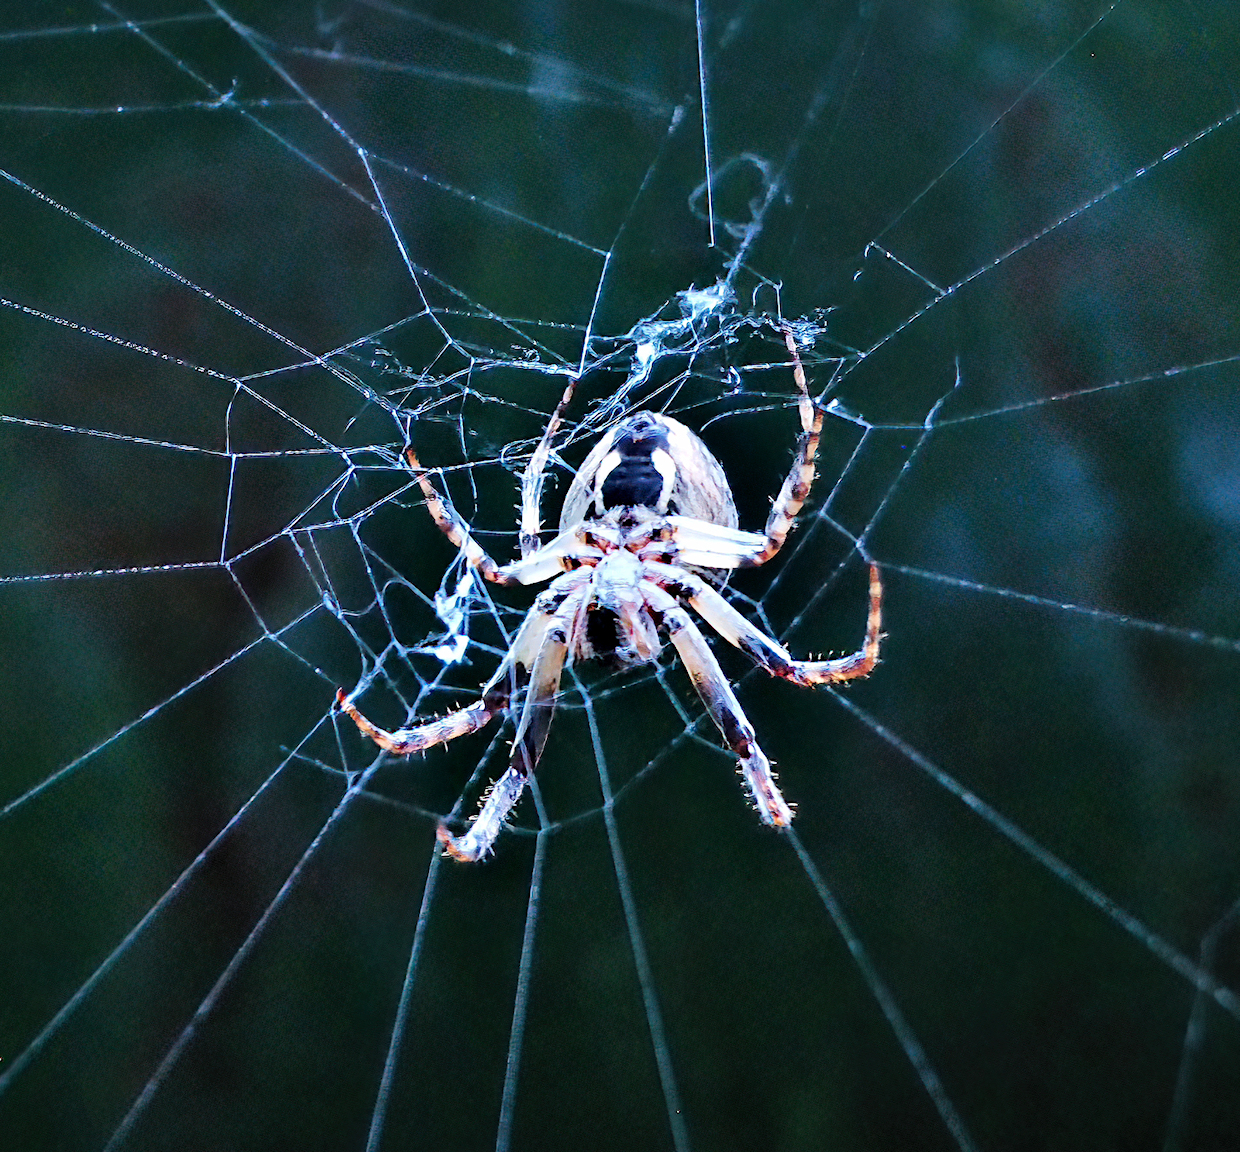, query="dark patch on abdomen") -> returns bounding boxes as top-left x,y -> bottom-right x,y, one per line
601,428 -> 667,510
601,457 -> 663,508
